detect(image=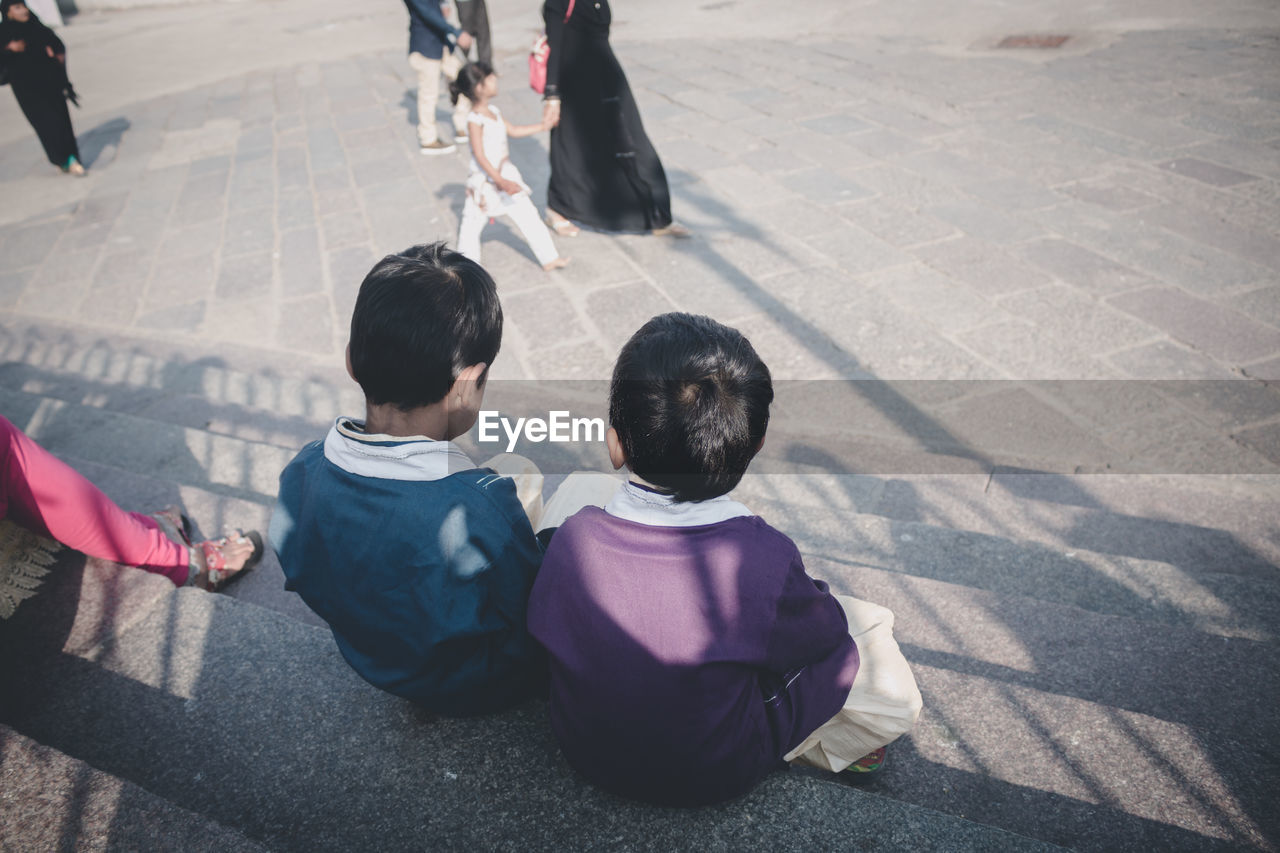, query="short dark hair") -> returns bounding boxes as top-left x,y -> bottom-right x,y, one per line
609,313 -> 773,502
449,61 -> 495,106
349,242 -> 502,410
